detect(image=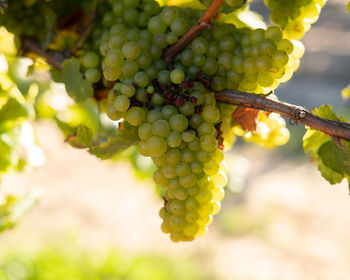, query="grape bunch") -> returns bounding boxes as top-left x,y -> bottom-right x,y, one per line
264,0 -> 327,40
234,112 -> 290,148
46,0 -> 305,241
108,77 -> 228,241
176,23 -> 304,95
